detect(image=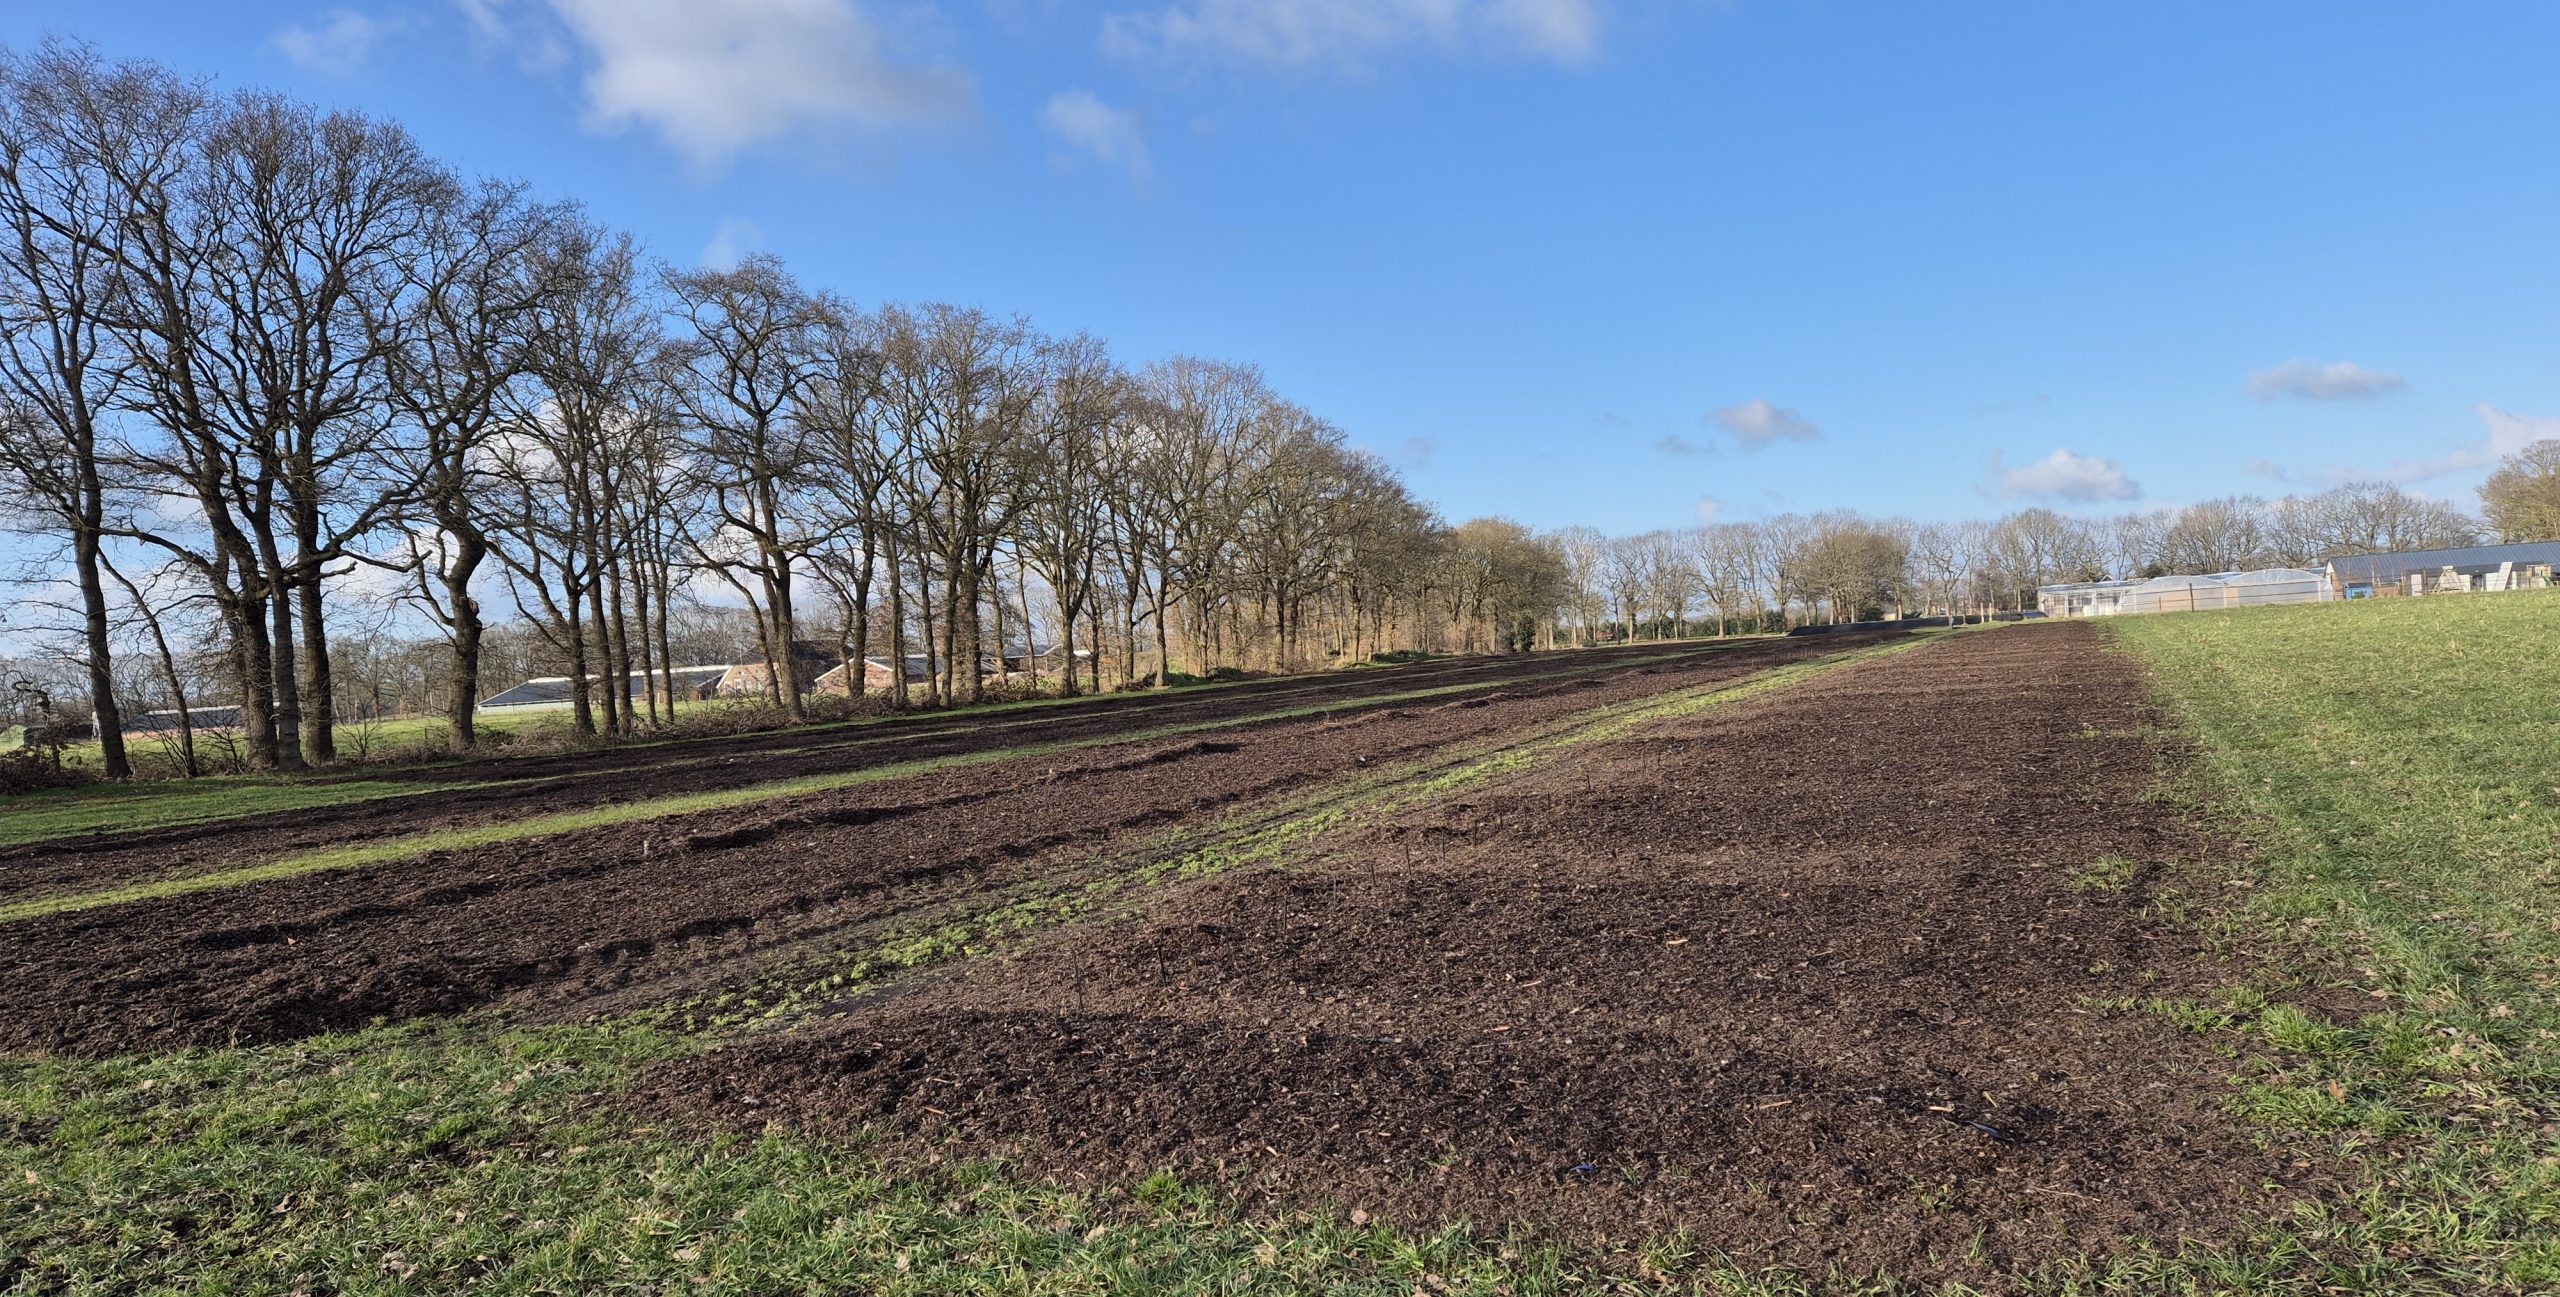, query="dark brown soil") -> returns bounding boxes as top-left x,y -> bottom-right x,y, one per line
0,640 -> 1760,907
0,633 -> 1866,1055
646,623 -> 2314,1287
